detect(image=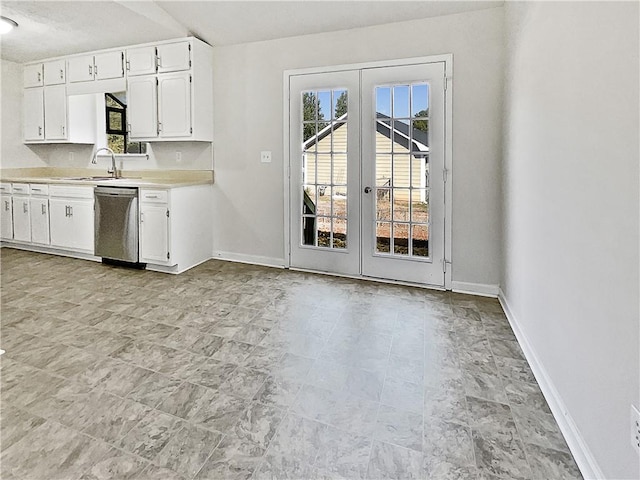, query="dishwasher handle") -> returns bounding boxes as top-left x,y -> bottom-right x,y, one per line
94,186 -> 138,198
